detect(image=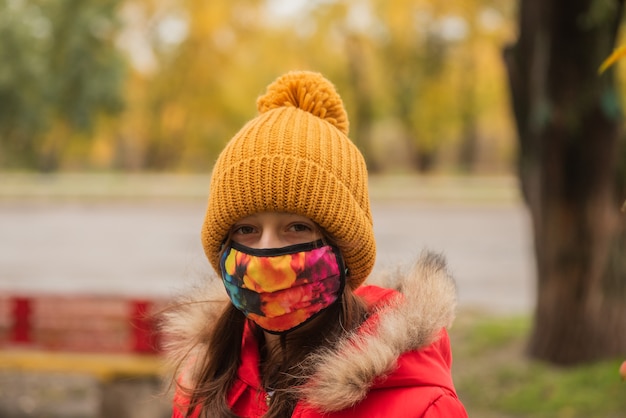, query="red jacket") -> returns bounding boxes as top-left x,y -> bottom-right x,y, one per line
170,252 -> 468,417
